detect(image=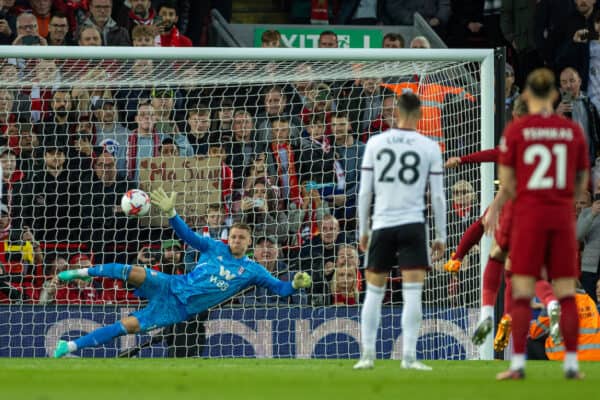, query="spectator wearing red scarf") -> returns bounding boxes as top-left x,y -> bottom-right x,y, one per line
330,245 -> 363,306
